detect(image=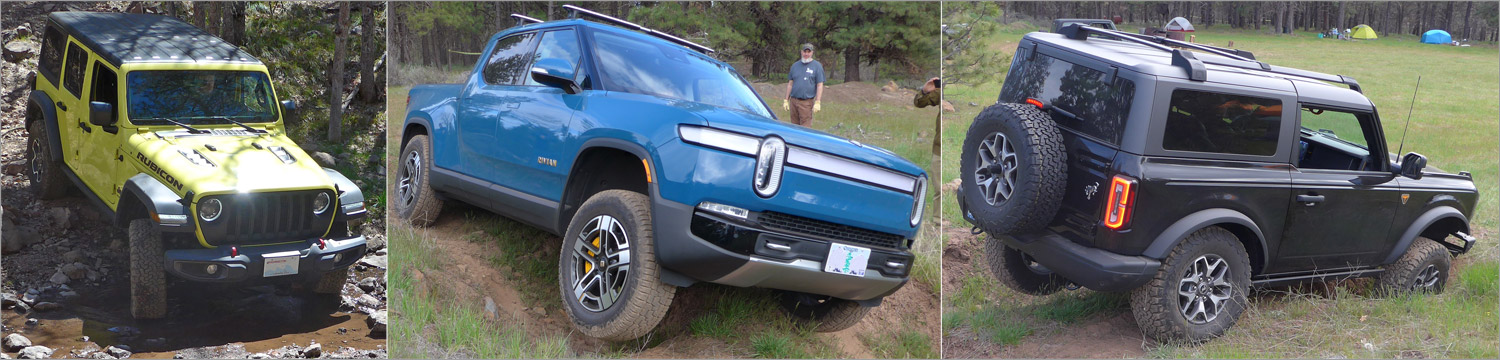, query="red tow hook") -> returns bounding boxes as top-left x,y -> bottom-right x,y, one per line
230,246 -> 238,257
317,238 -> 327,250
